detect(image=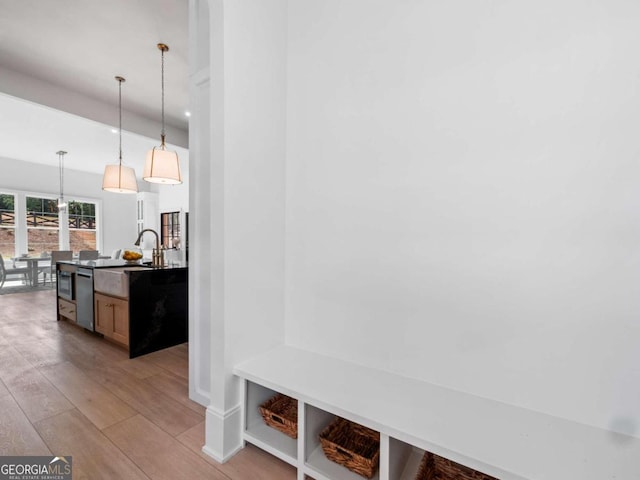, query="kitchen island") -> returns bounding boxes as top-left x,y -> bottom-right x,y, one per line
56,259 -> 188,358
